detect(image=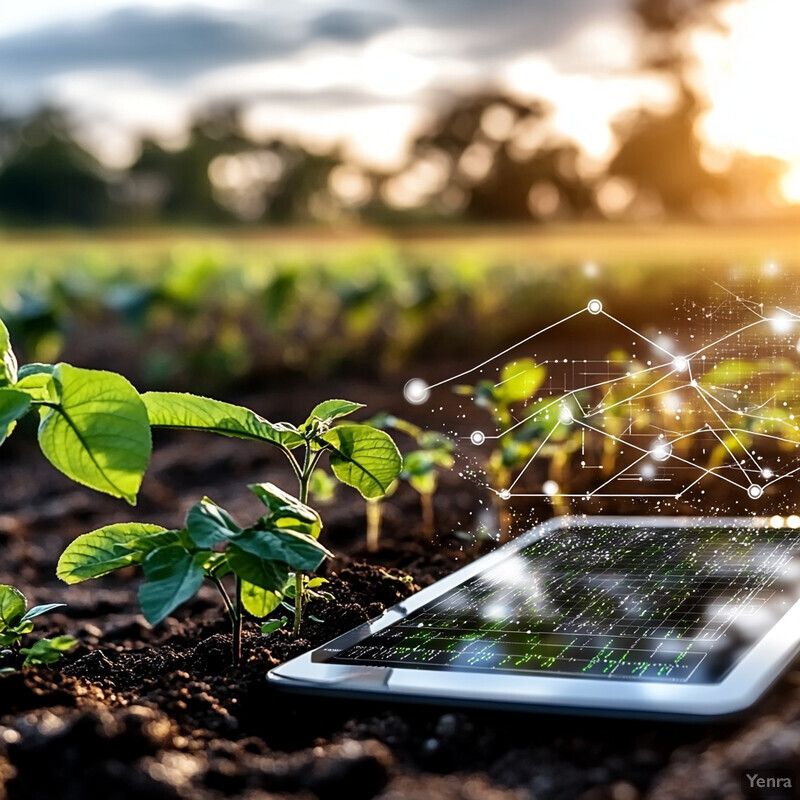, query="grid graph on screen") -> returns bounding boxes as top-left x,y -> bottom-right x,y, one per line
331,524 -> 800,683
